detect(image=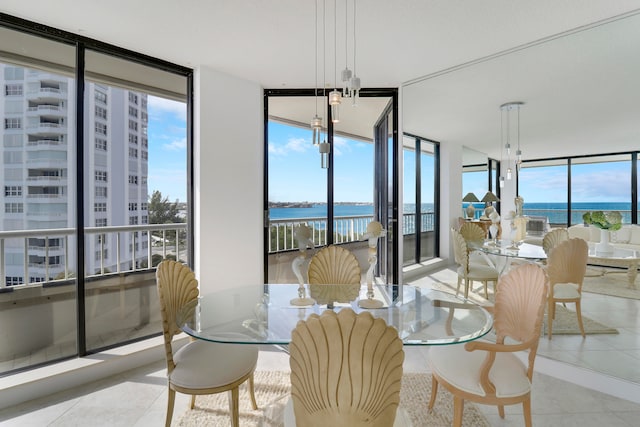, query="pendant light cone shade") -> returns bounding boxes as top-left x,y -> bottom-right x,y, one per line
319,141 -> 330,169
507,168 -> 512,180
462,192 -> 480,219
329,90 -> 341,123
499,176 -> 505,188
311,115 -> 322,146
